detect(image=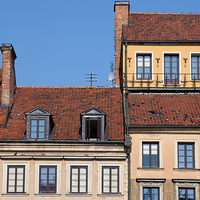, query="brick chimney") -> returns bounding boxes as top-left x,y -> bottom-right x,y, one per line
0,44 -> 17,106
114,1 -> 129,87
